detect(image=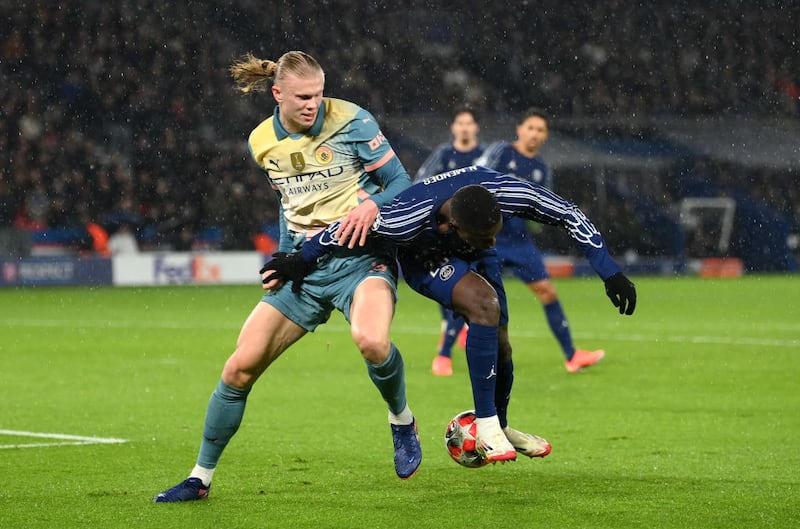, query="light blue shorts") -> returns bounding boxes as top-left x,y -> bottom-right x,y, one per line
262,232 -> 398,331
